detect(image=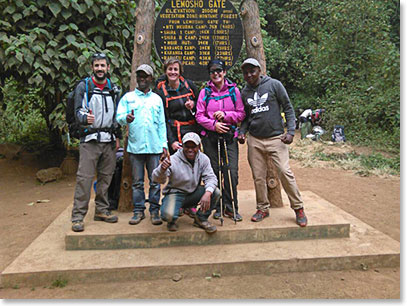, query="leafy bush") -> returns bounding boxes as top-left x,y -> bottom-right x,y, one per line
0,0 -> 137,149
258,0 -> 399,152
0,78 -> 49,151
